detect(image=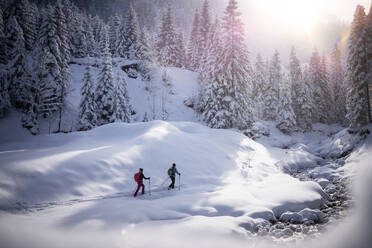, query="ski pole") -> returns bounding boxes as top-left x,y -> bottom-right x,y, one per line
179,174 -> 181,191
149,178 -> 151,196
